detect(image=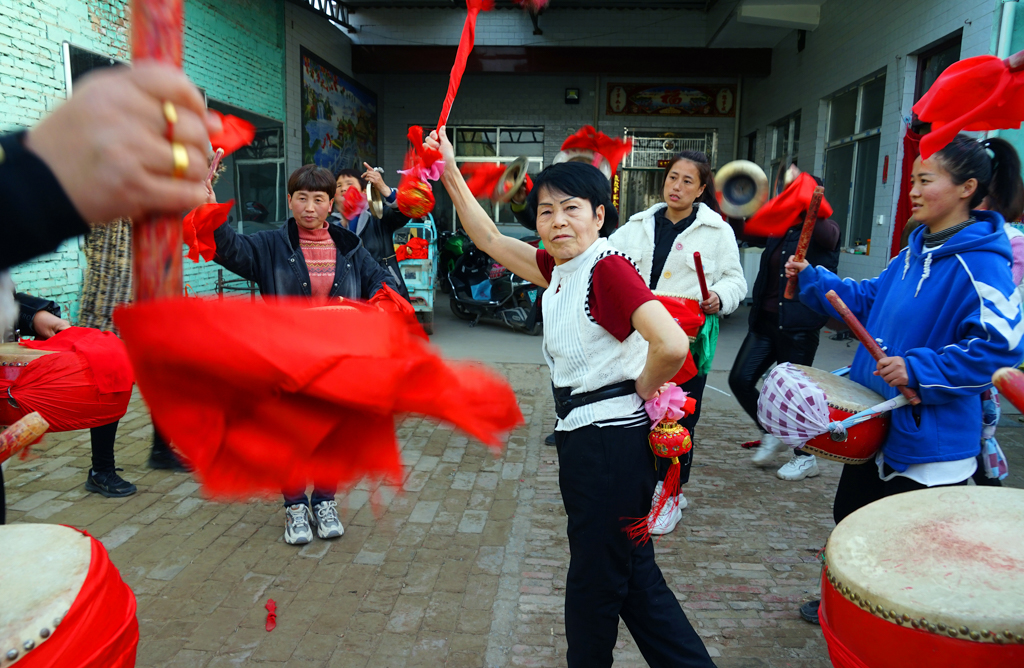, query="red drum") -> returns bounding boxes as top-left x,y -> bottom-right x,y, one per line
0,524 -> 138,667
820,487 -> 1024,668
758,363 -> 887,464
654,295 -> 704,385
0,330 -> 132,432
